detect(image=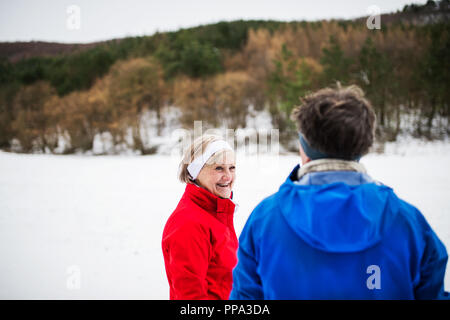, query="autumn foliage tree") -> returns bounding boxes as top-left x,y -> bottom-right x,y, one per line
106,57 -> 166,153
10,81 -> 56,152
